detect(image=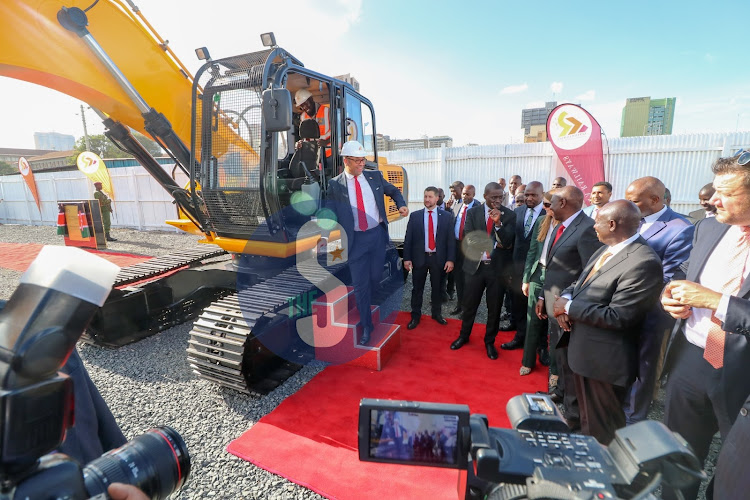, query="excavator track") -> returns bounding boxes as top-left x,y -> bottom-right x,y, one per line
187,261 -> 347,395
114,247 -> 228,287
